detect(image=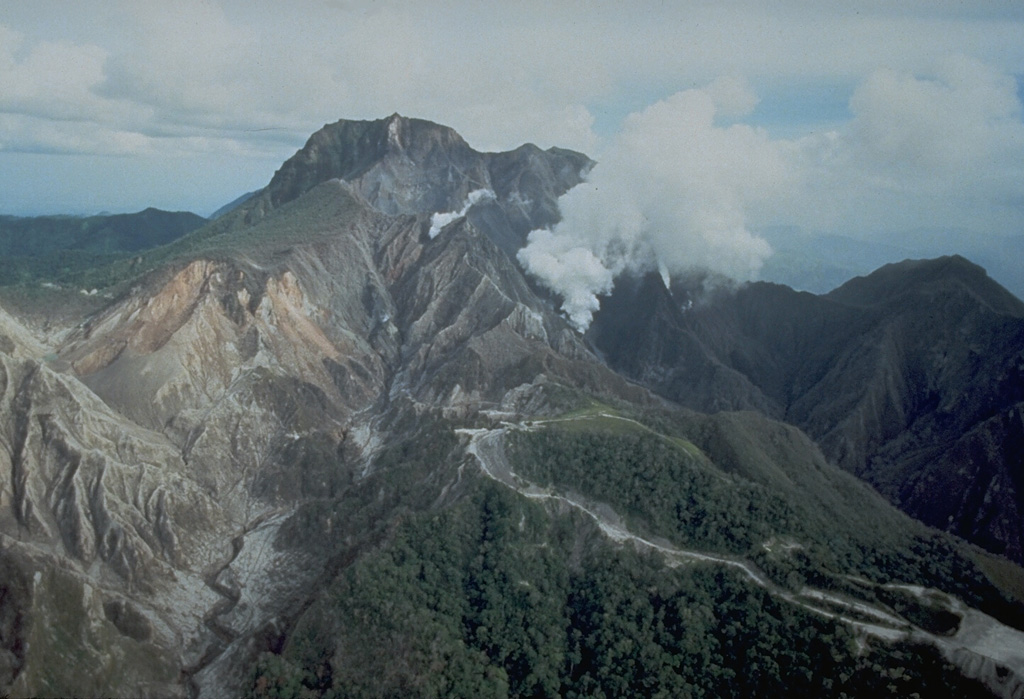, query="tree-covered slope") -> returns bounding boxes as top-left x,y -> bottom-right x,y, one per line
589,258 -> 1024,565
0,208 -> 206,287
246,400 -> 1019,698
